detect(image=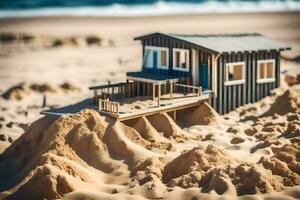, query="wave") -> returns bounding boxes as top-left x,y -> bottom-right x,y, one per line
0,0 -> 300,18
